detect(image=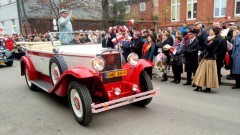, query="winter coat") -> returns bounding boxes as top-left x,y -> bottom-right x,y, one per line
183,37 -> 199,72
197,28 -> 208,52
131,37 -> 144,58
232,35 -> 240,74
119,40 -> 132,61
204,36 -> 220,60
216,36 -> 227,67
170,42 -> 183,65
58,16 -> 73,43
106,33 -> 116,48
